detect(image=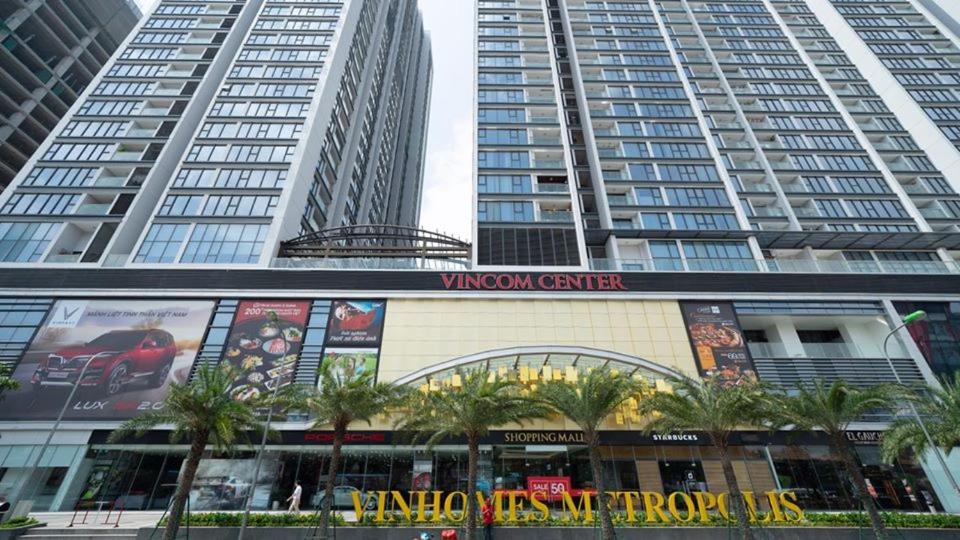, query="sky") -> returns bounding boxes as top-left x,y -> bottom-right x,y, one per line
132,0 -> 475,241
